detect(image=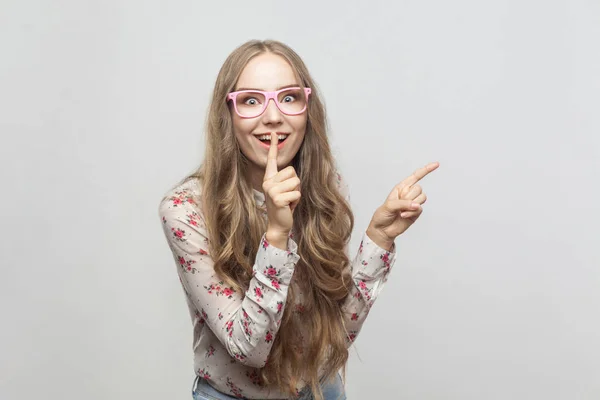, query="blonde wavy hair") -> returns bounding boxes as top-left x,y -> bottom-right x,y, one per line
185,39 -> 354,400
